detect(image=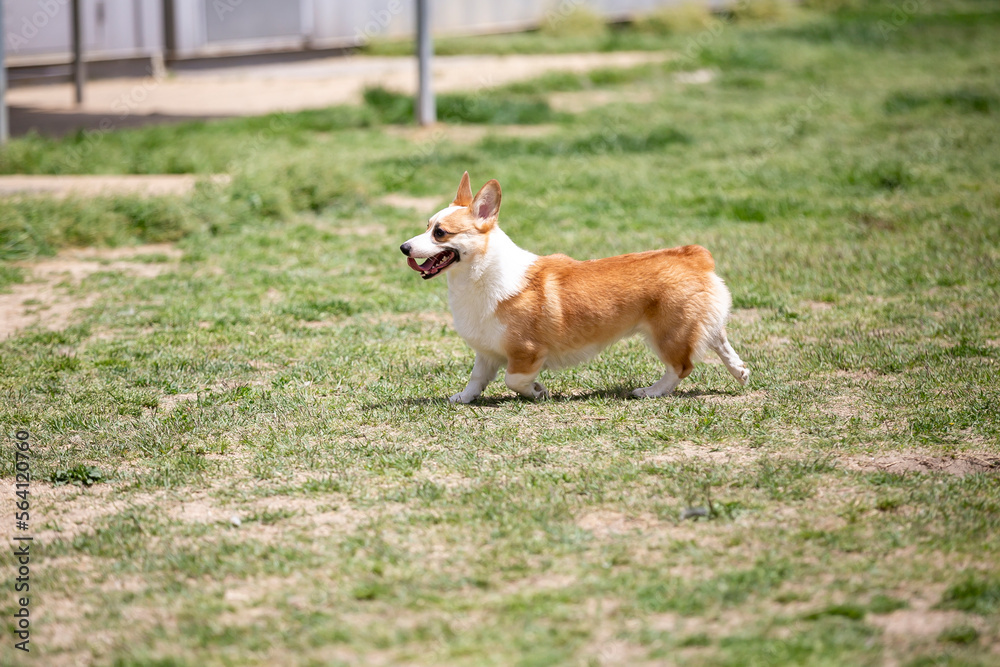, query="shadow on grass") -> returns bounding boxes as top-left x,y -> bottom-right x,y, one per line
363,386 -> 738,409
